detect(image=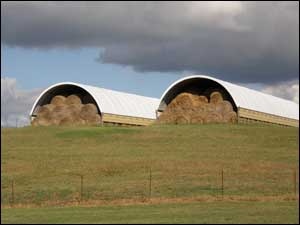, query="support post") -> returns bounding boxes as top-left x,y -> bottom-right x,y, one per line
11,180 -> 15,206
80,175 -> 83,203
149,167 -> 152,200
293,169 -> 297,197
221,169 -> 224,200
